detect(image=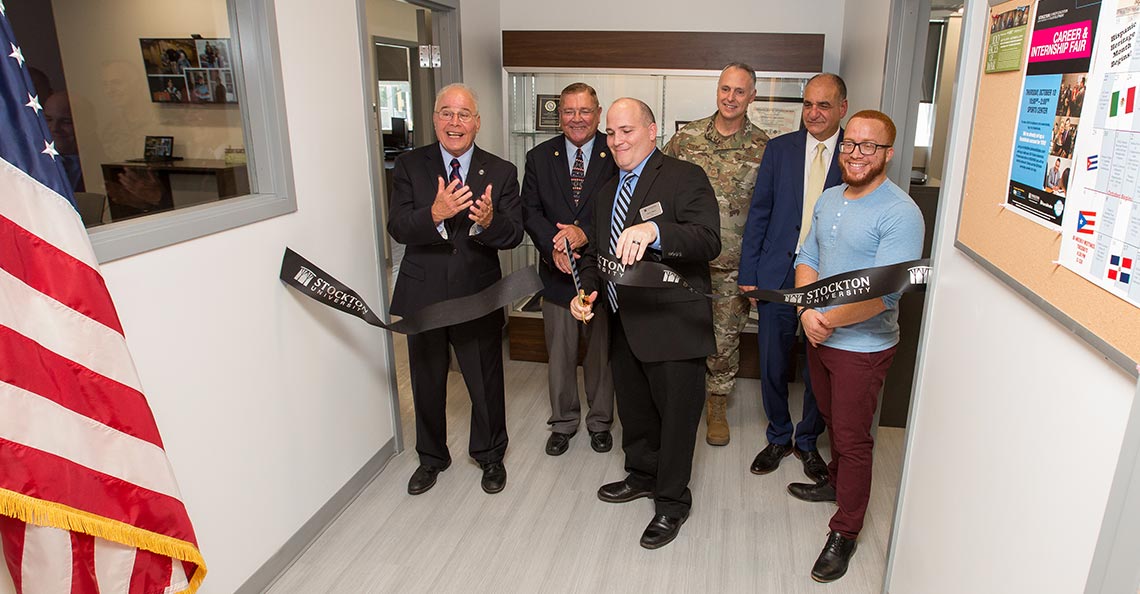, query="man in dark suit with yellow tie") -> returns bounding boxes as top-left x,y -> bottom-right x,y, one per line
523,83 -> 618,456
571,98 -> 720,549
387,83 -> 523,496
739,73 -> 847,484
